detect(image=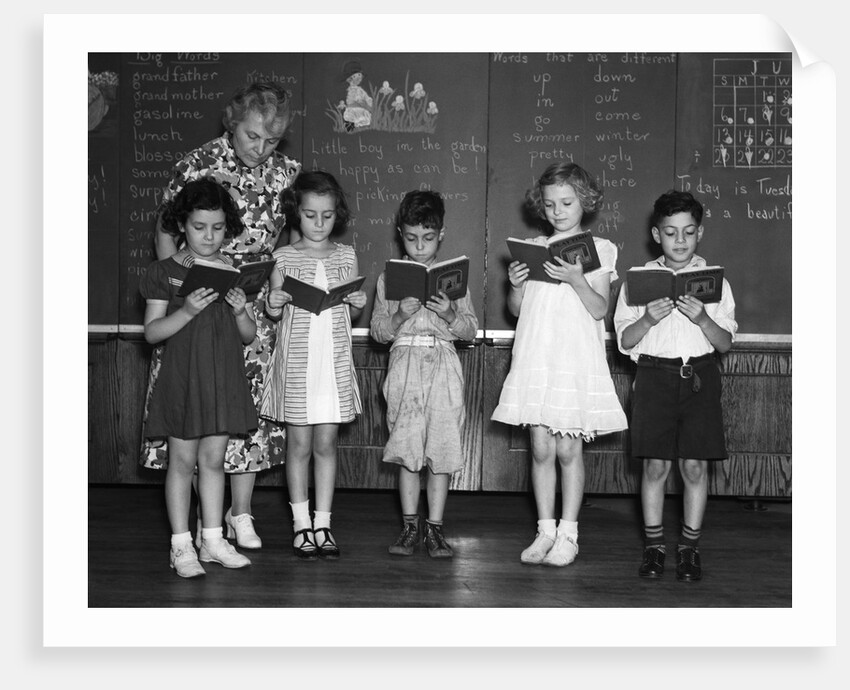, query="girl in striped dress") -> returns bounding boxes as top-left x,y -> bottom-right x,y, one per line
260,171 -> 365,560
